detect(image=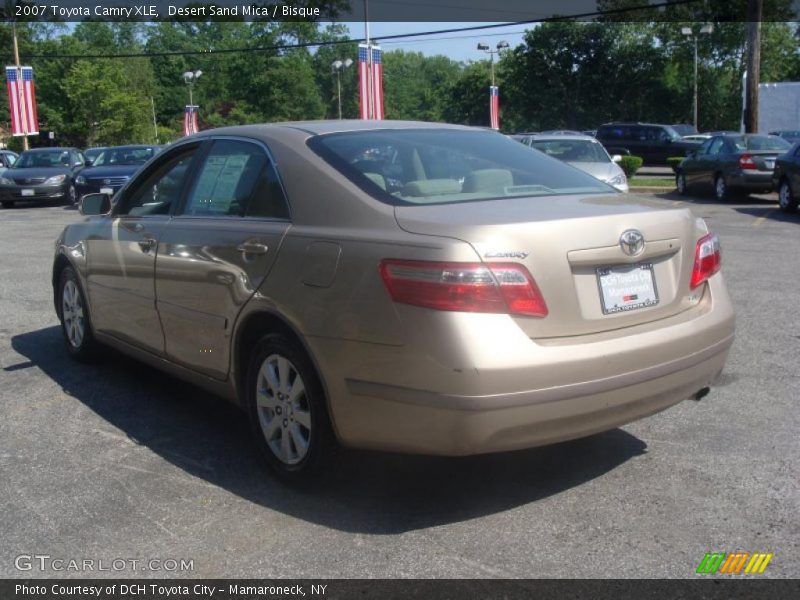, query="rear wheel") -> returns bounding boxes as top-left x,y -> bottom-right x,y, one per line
714,174 -> 730,201
778,179 -> 798,213
246,333 -> 333,483
676,172 -> 689,195
58,266 -> 99,361
1,200 -> 14,208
